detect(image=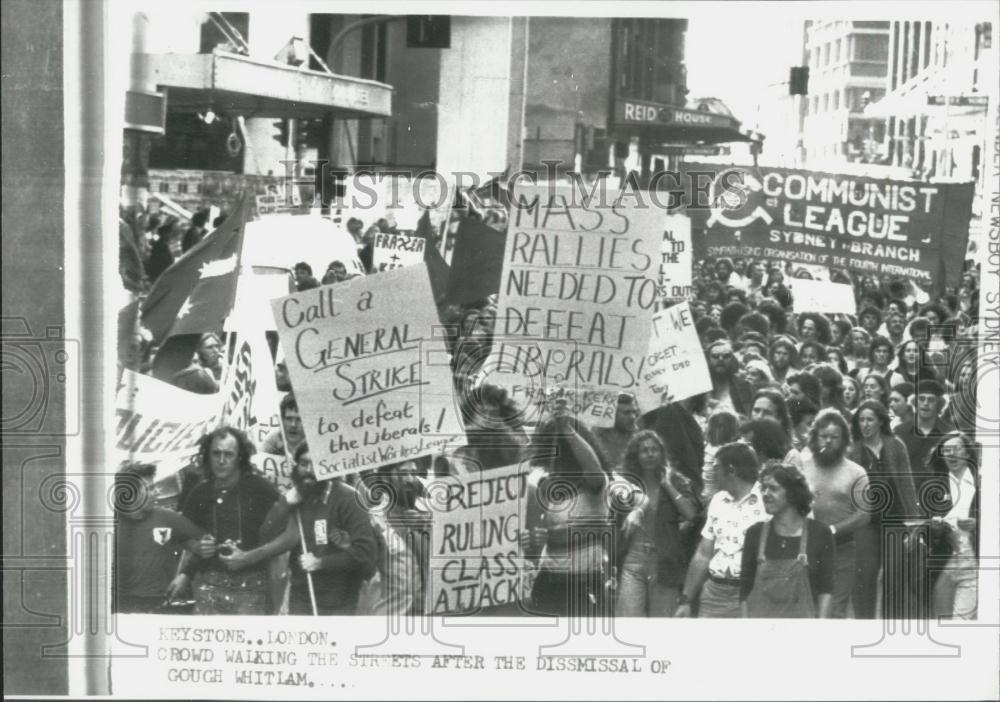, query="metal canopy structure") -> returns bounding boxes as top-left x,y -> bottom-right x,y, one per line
139,52 -> 393,120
